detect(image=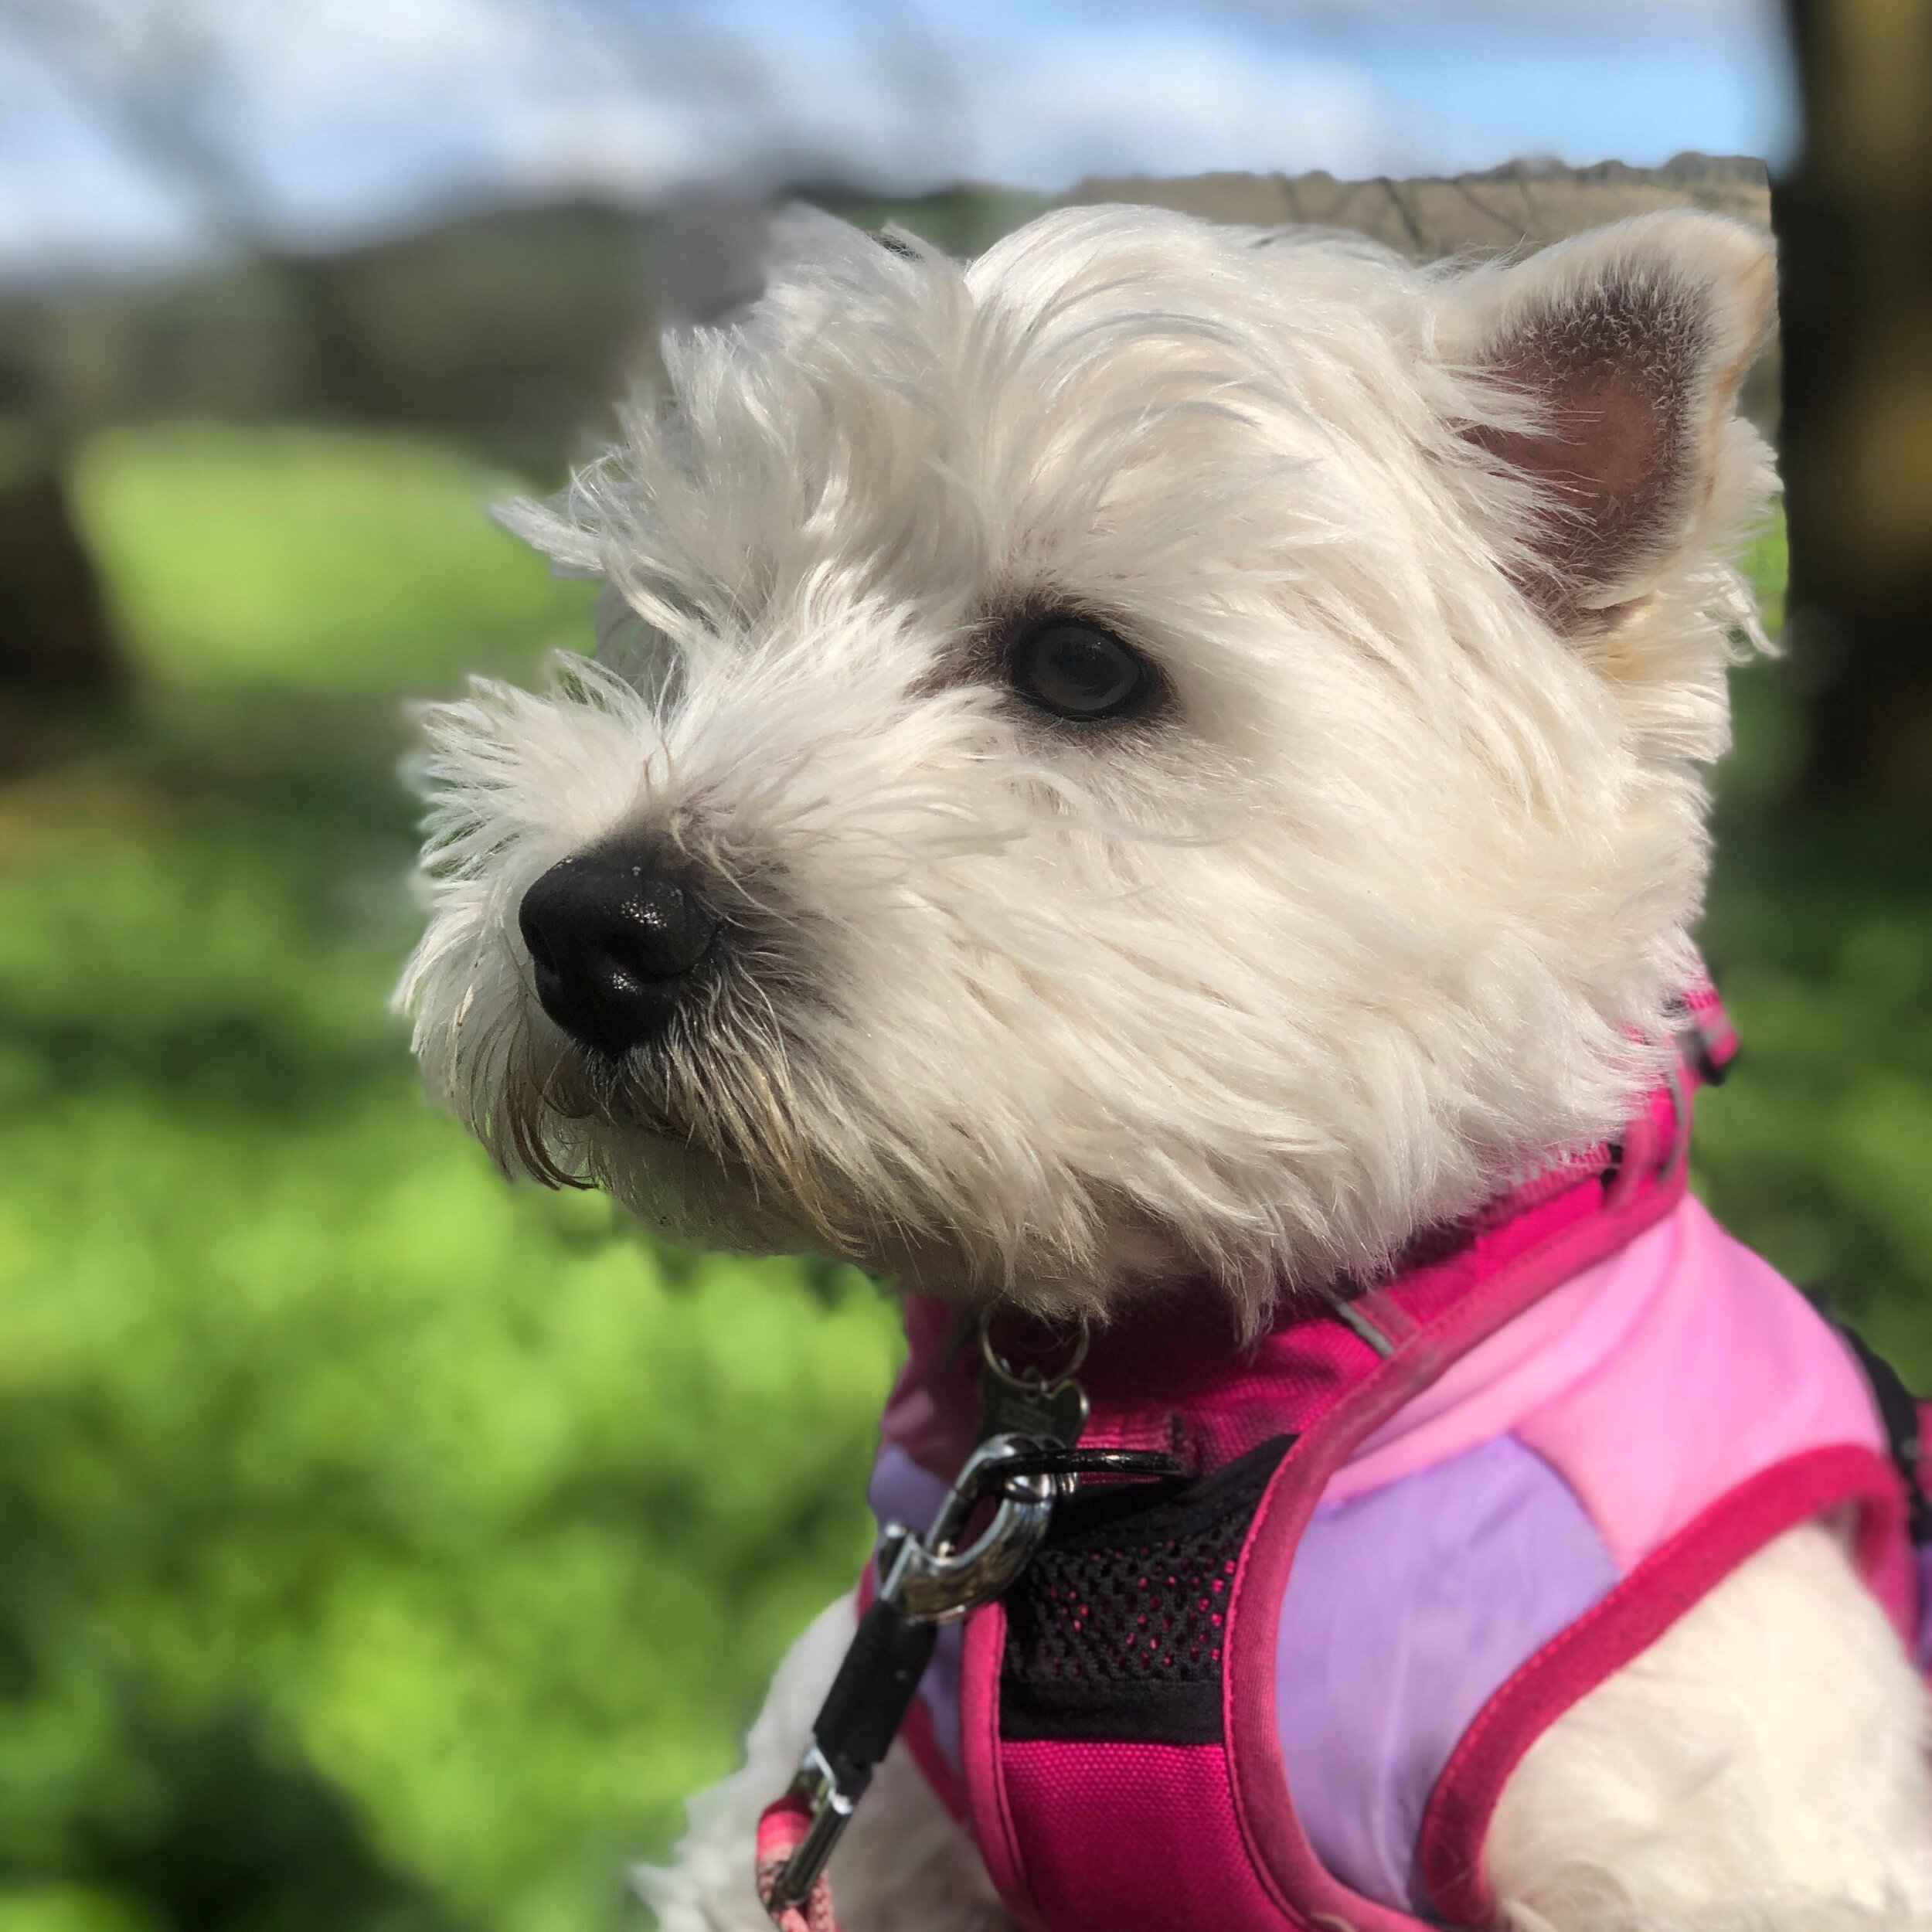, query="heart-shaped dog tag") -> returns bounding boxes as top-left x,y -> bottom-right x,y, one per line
976,1362 -> 1090,1448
